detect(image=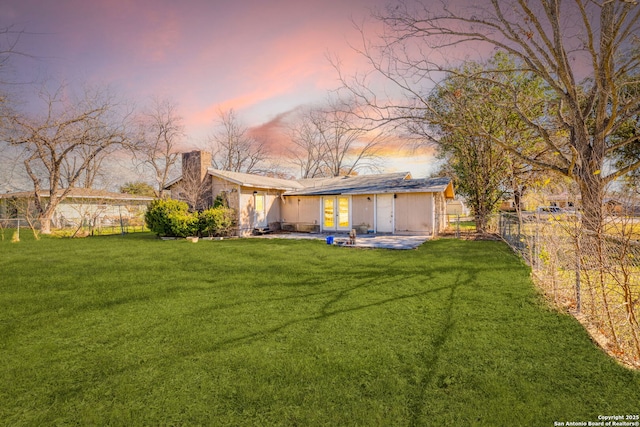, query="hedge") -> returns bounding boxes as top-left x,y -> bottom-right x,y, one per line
145,199 -> 236,238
